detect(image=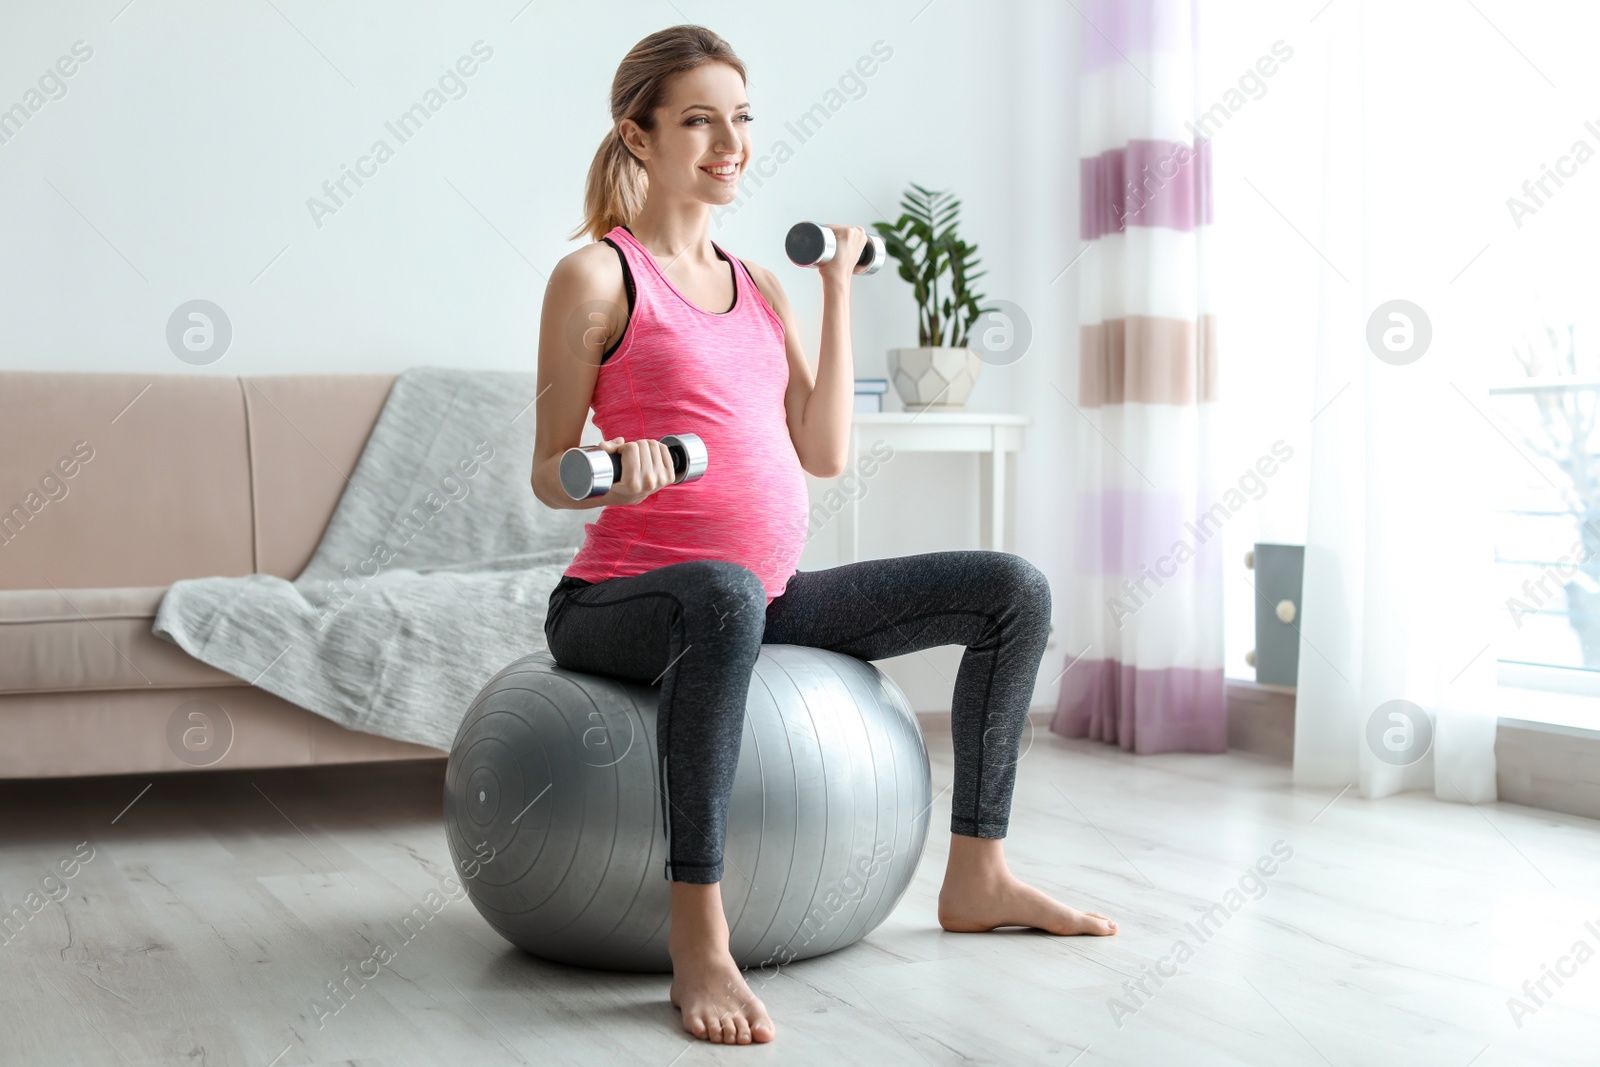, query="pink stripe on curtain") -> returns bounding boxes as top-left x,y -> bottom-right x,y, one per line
1077,0 -> 1200,73
1081,139 -> 1214,241
1052,659 -> 1227,753
1072,488 -> 1228,582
